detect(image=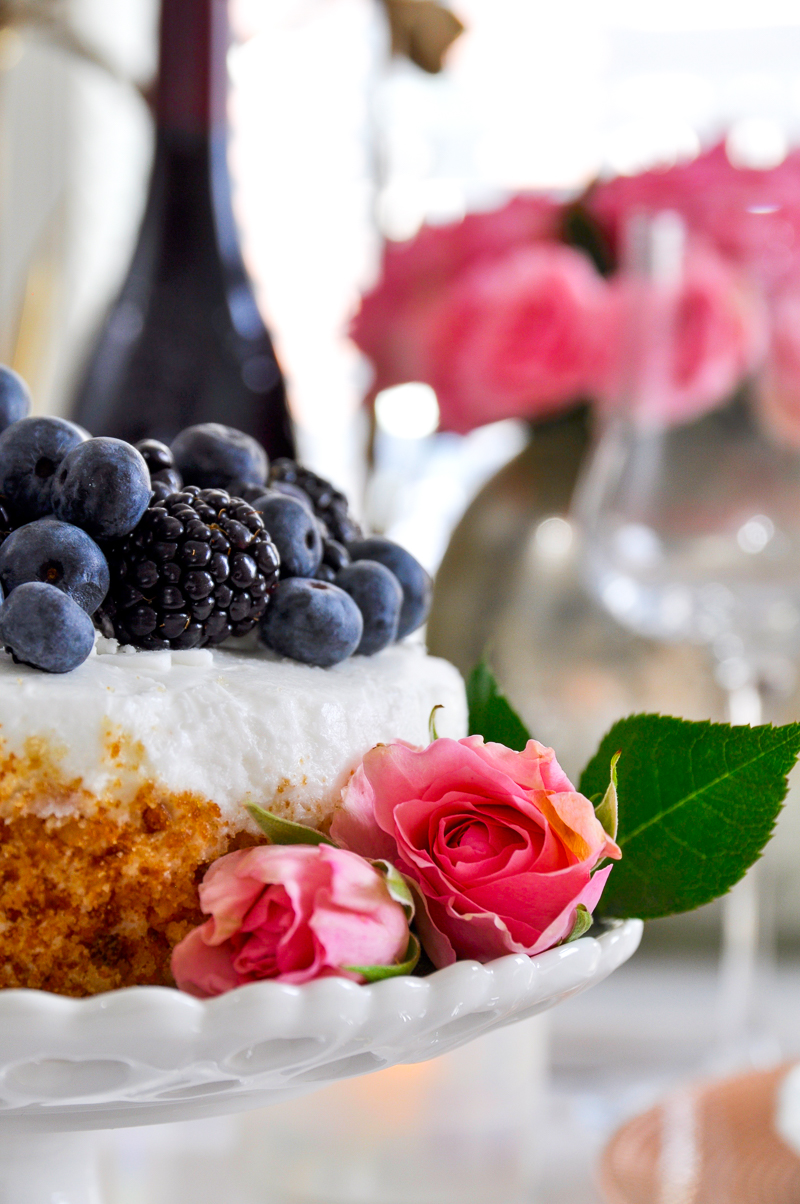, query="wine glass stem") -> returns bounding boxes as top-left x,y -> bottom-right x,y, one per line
716,683 -> 765,1059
